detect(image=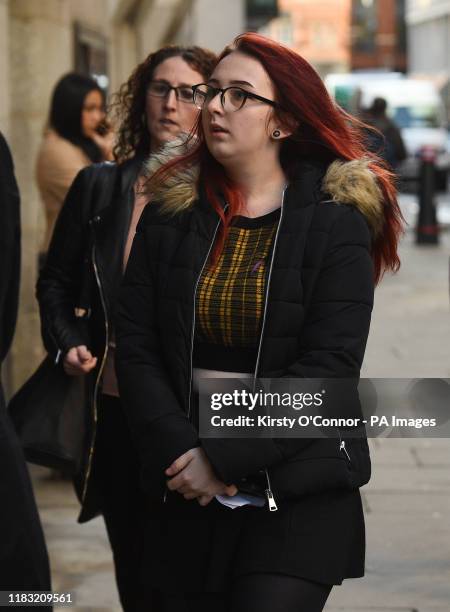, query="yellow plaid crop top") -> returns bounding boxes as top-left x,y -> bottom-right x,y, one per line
193,207 -> 280,372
